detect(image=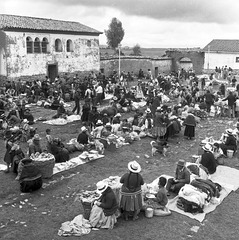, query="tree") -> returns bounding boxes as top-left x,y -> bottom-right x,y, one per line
131,44 -> 142,56
105,18 -> 125,51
